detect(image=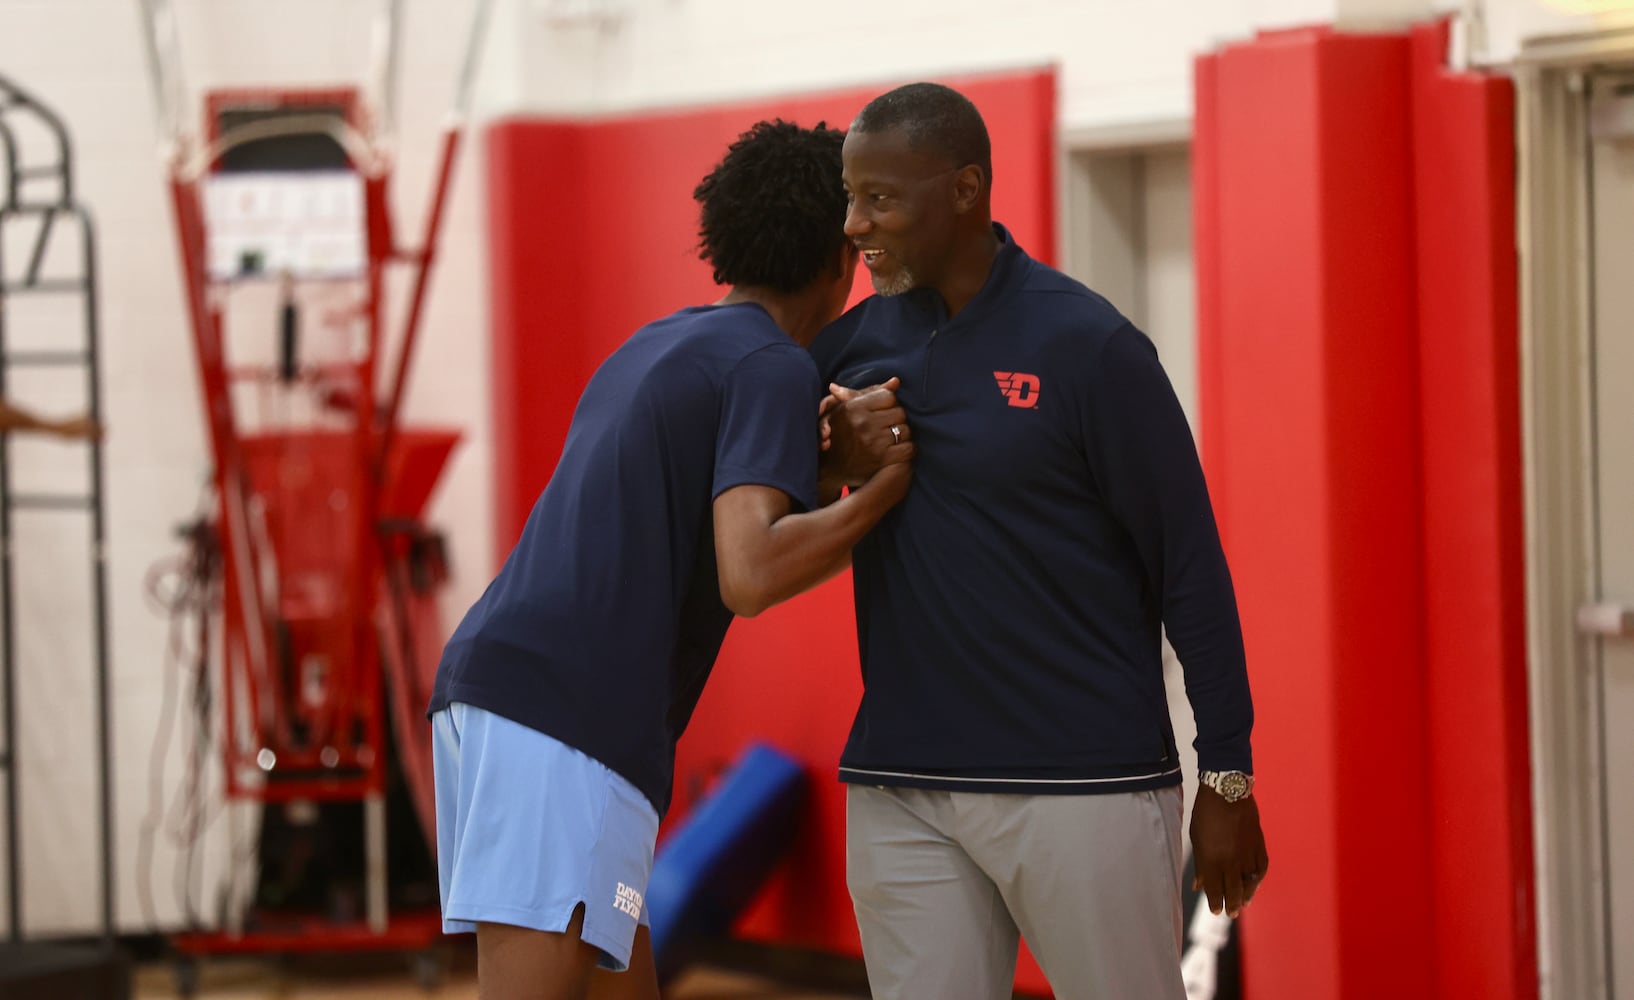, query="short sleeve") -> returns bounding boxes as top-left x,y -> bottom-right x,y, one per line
809,301 -> 867,384
713,342 -> 823,511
